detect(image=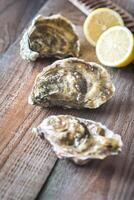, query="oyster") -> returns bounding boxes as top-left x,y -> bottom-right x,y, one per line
20,14 -> 80,61
33,115 -> 123,165
28,58 -> 115,109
